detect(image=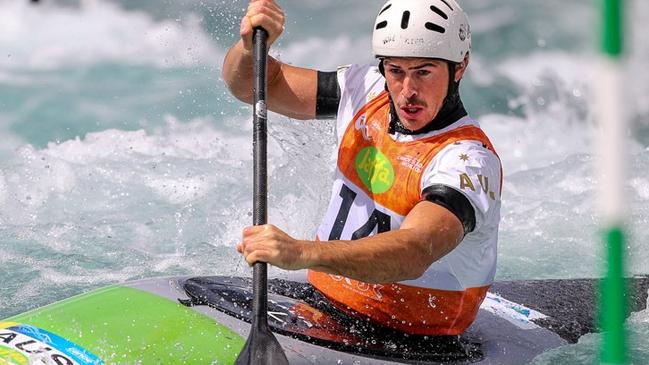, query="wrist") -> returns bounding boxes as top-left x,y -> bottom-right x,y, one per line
297,240 -> 318,270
